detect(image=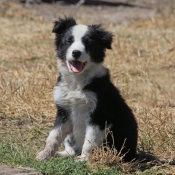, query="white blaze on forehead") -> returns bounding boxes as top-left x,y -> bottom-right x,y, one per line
66,24 -> 89,66
72,24 -> 88,40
